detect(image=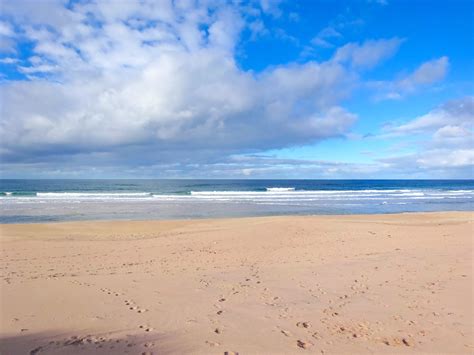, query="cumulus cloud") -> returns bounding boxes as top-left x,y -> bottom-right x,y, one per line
375,97 -> 474,175
0,57 -> 18,64
310,26 -> 342,48
0,152 -> 385,179
0,21 -> 14,37
0,0 -> 359,168
388,96 -> 472,138
402,56 -> 449,86
333,38 -> 402,69
1,56 -> 356,161
0,0 -> 459,178
258,0 -> 284,17
0,20 -> 16,53
377,149 -> 474,178
372,56 -> 449,100
416,149 -> 474,168
368,0 -> 388,5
